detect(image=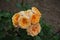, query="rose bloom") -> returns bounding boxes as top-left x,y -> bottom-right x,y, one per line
12,13 -> 20,27
32,7 -> 41,17
18,15 -> 31,29
30,13 -> 40,24
19,11 -> 25,16
30,7 -> 42,24
27,23 -> 41,36
25,9 -> 33,18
